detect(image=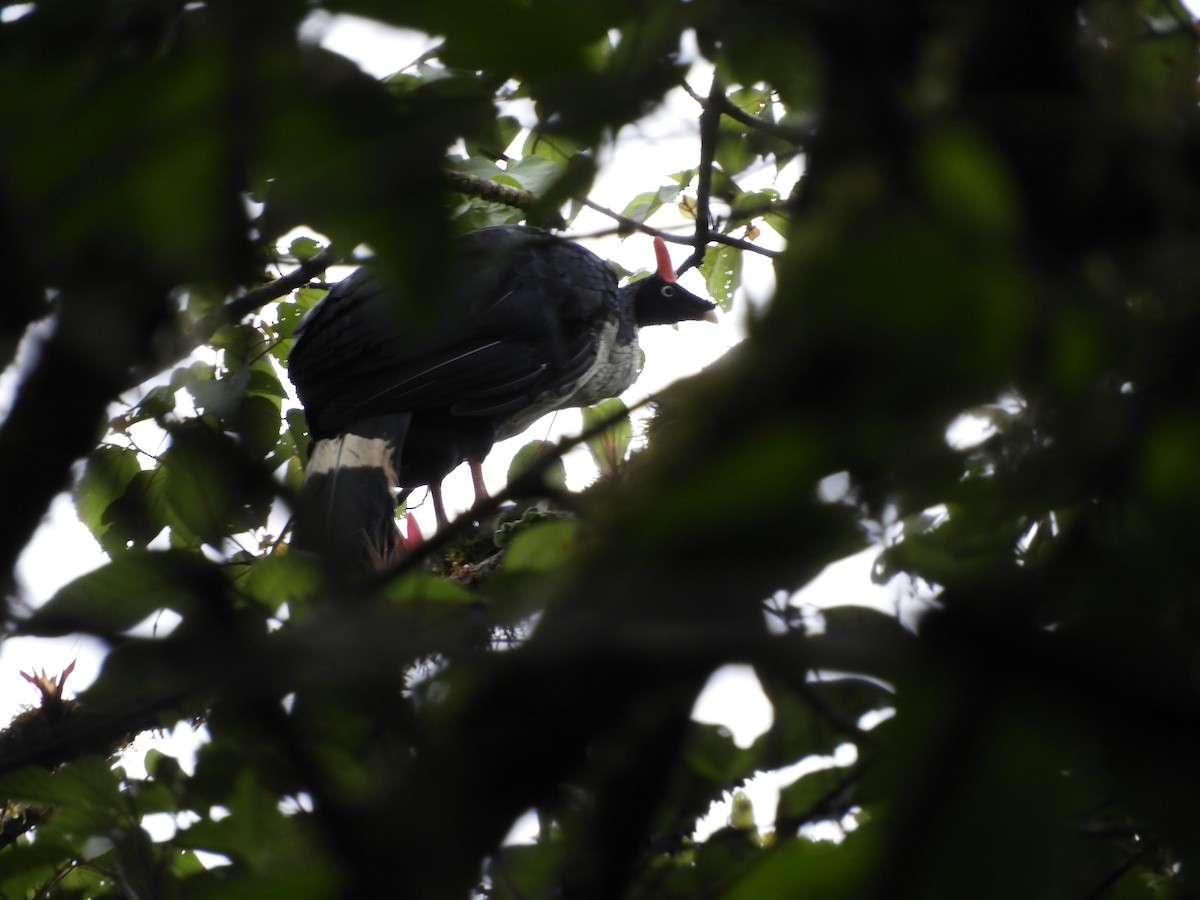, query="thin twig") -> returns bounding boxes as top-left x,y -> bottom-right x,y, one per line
199,248 -> 341,335
579,198 -> 781,260
122,249 -> 342,395
681,81 -> 812,145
